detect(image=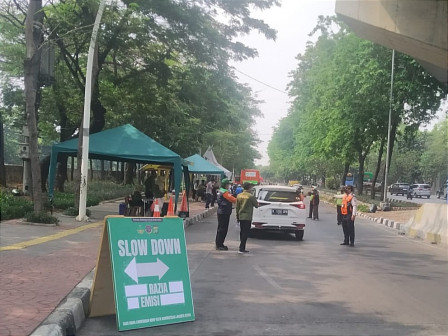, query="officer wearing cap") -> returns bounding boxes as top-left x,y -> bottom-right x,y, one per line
215,178 -> 236,250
